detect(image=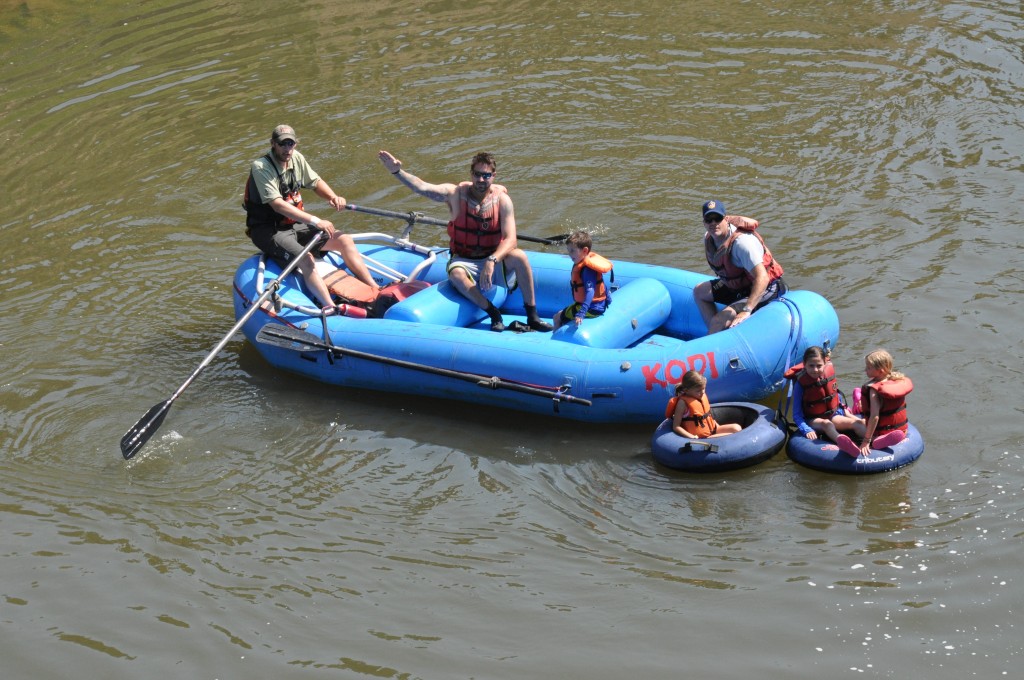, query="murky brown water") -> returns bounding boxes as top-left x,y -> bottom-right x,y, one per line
2,0 -> 1023,677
